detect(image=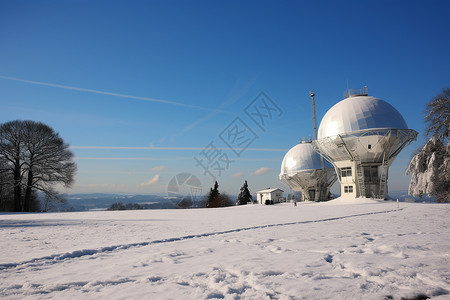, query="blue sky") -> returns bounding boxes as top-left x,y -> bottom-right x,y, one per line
1,0 -> 449,196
